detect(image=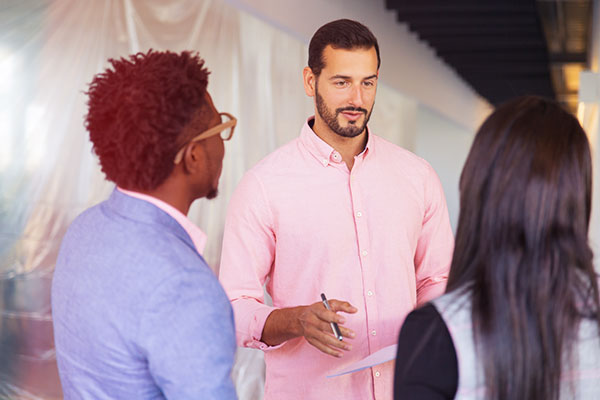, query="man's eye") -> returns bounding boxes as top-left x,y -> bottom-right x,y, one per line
334,81 -> 348,87
363,81 -> 375,87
